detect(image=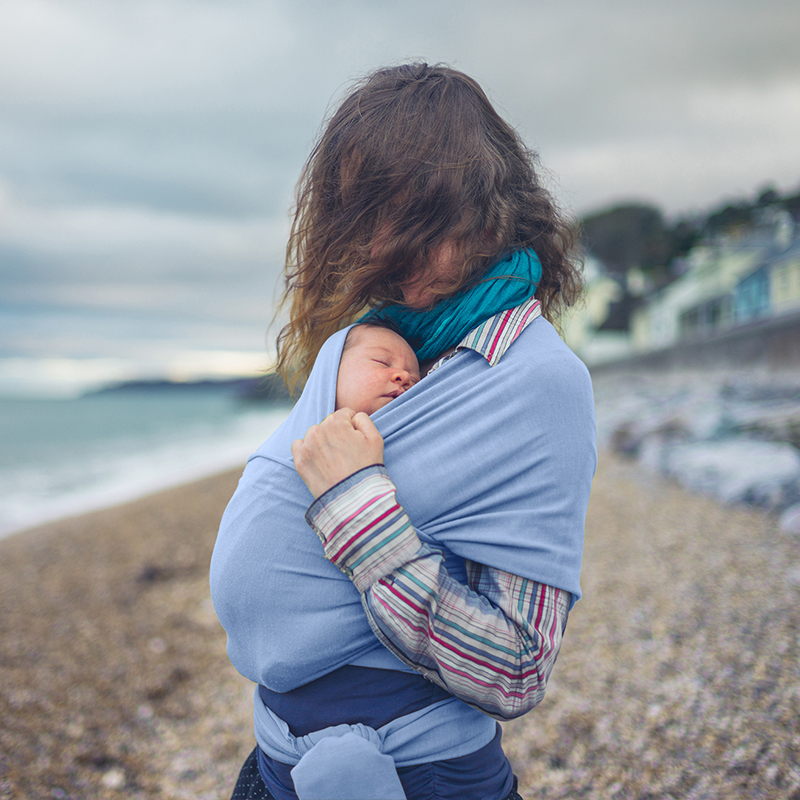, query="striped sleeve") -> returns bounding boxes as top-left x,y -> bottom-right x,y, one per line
305,464 -> 571,721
